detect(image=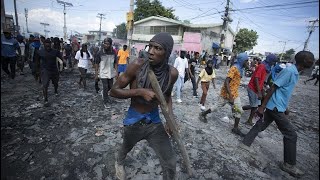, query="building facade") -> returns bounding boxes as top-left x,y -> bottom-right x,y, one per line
131,16 -> 235,55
